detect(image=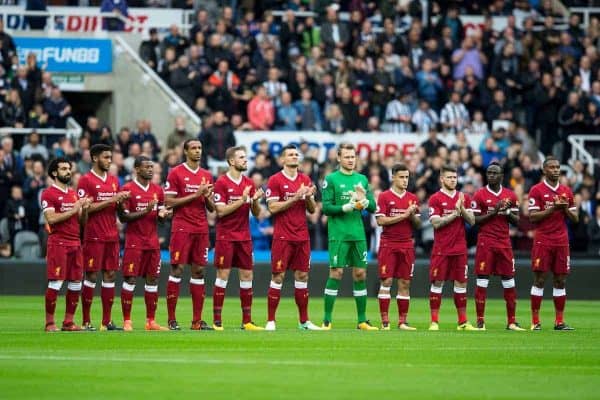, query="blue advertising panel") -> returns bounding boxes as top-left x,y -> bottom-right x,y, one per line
14,37 -> 112,73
